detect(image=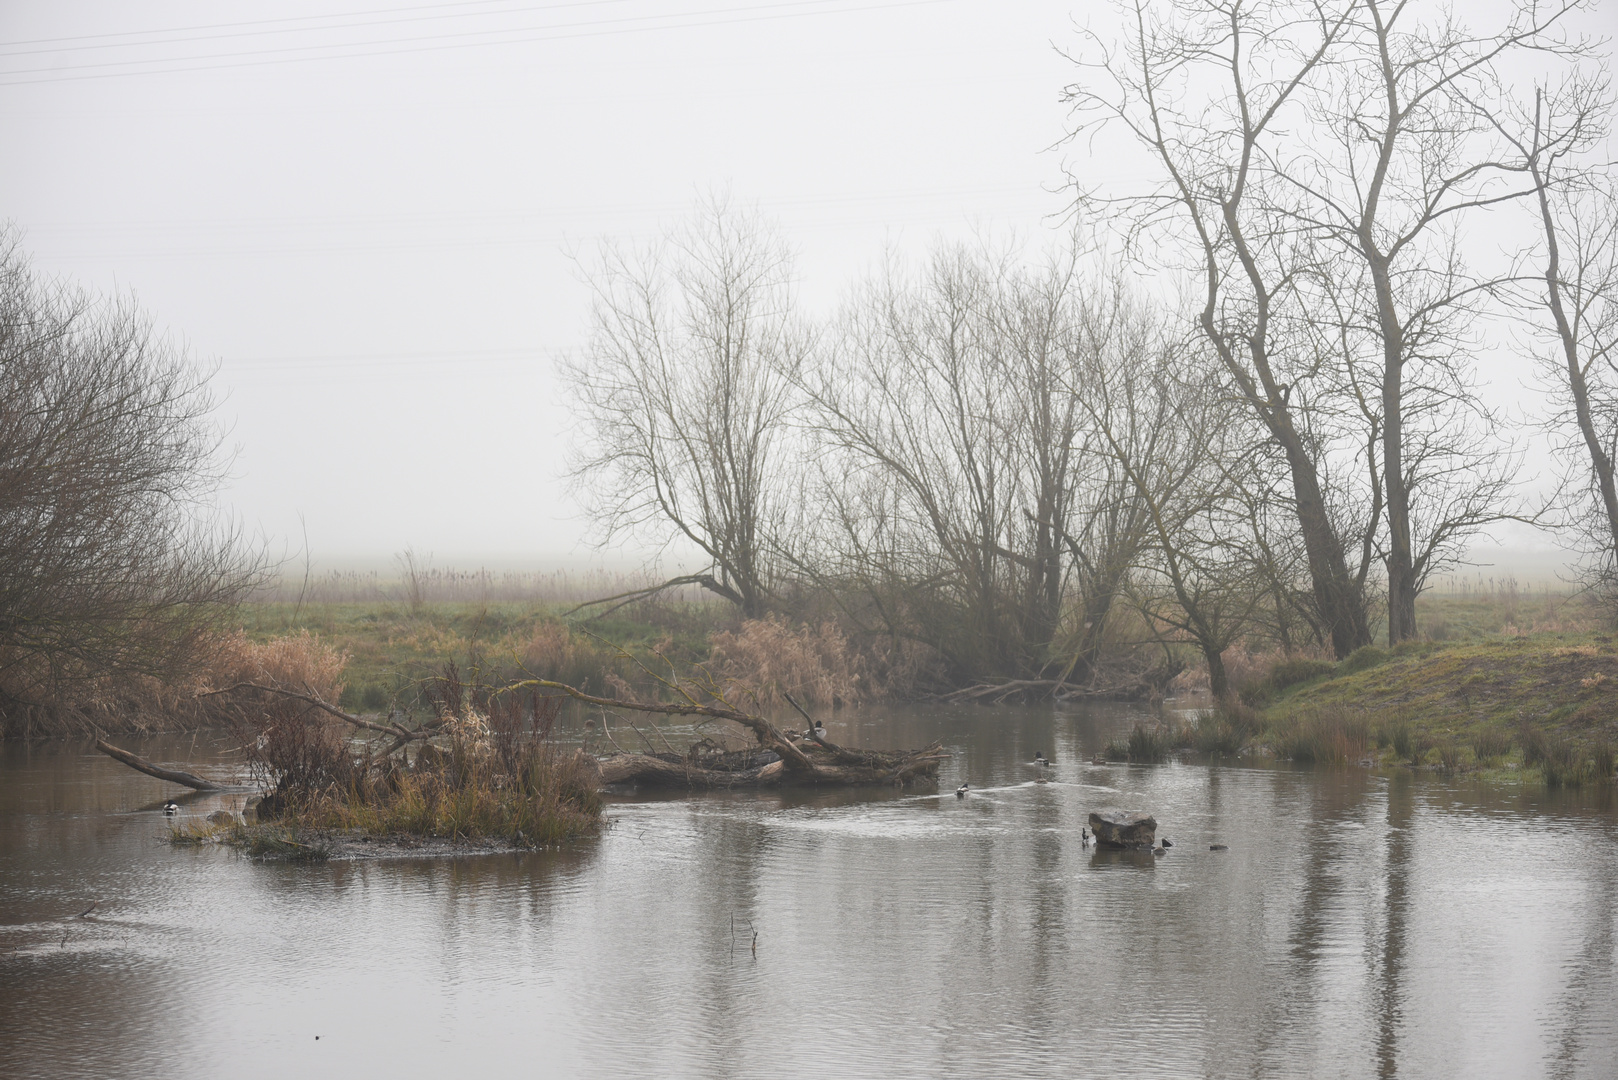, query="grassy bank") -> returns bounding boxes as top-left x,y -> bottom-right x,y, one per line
1240,633 -> 1618,784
